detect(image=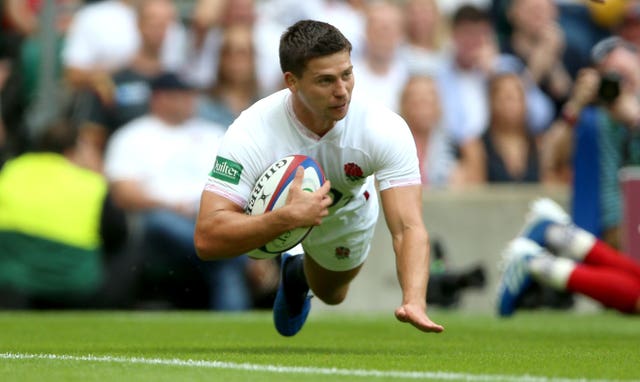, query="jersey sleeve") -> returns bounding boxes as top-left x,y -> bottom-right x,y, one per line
371,110 -> 422,191
203,113 -> 268,209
